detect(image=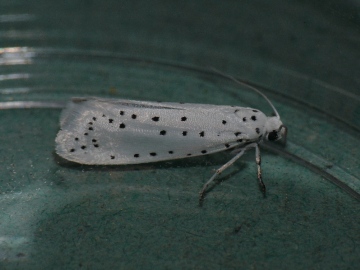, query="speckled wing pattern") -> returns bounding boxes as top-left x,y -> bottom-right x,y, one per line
55,97 -> 267,165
